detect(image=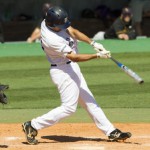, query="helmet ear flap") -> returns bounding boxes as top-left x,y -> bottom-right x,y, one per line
45,17 -> 54,28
